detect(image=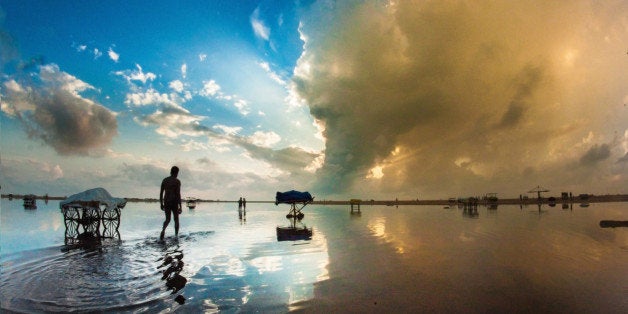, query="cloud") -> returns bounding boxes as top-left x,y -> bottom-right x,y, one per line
93,48 -> 102,59
134,105 -> 206,138
234,138 -> 320,176
108,47 -> 119,62
251,7 -> 270,41
200,80 -> 221,97
293,1 -> 628,197
115,64 -> 156,84
1,64 -> 118,155
199,53 -> 207,62
258,61 -> 286,85
213,124 -> 242,135
181,63 -> 187,78
233,99 -> 250,115
249,130 -> 281,147
199,79 -> 252,116
169,80 -> 185,93
580,144 -> 611,166
125,88 -> 180,107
